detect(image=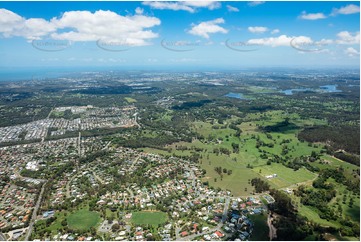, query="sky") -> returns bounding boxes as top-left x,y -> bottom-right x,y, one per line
0,1 -> 359,70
